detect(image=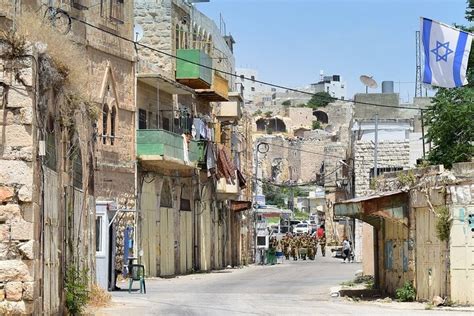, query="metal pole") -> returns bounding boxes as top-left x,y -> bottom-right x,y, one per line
420,109 -> 426,159
374,113 -> 378,178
